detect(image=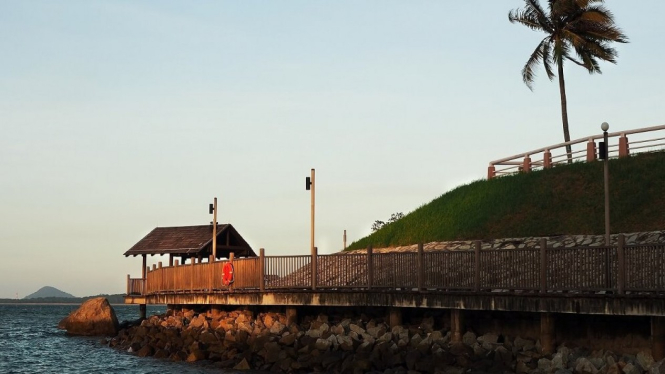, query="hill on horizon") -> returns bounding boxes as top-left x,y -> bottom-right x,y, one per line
24,286 -> 76,299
